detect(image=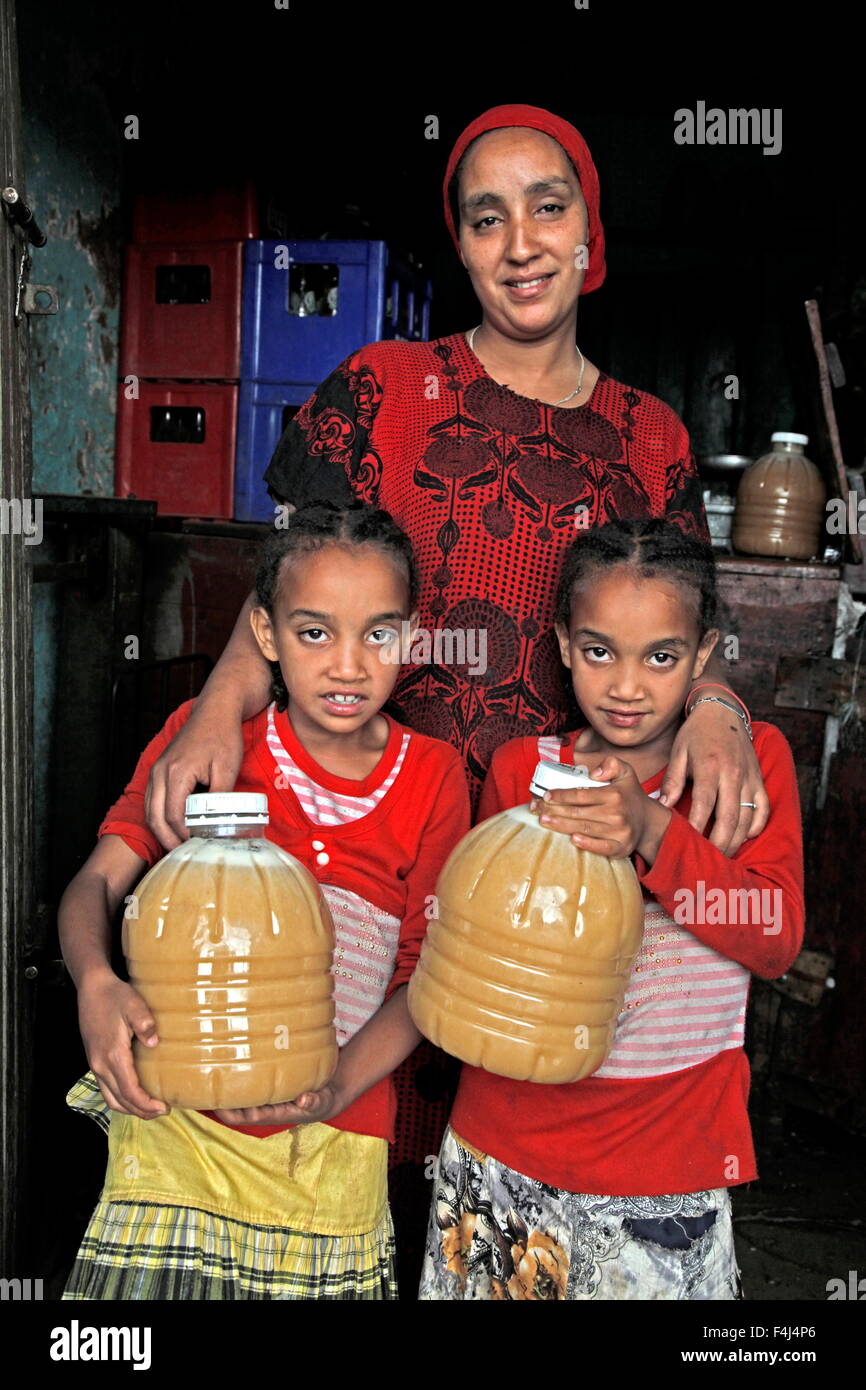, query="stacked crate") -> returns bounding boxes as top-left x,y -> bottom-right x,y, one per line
233,241 -> 432,521
115,184 -> 258,518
